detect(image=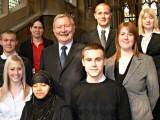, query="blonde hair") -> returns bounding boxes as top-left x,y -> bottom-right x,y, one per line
0,55 -> 30,101
138,8 -> 160,35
